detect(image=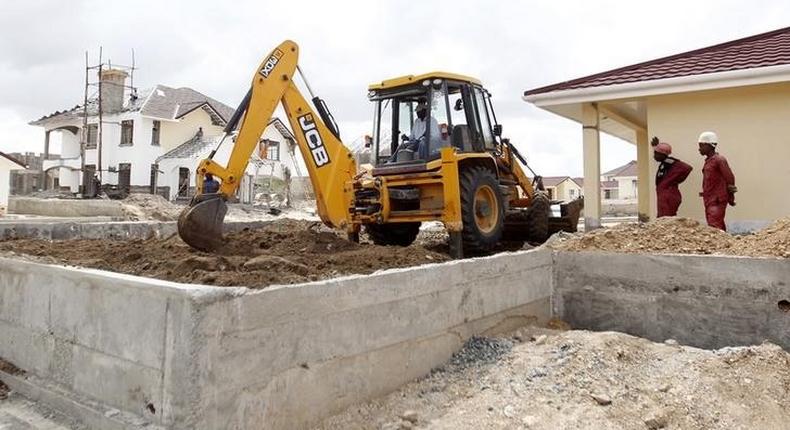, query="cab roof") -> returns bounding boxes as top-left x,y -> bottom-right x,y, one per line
368,71 -> 482,90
